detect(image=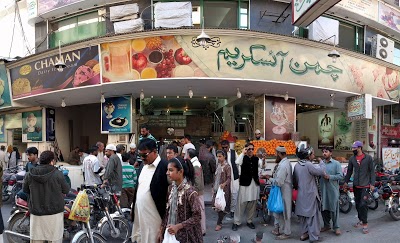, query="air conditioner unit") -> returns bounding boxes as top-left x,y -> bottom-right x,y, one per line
375,34 -> 394,63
